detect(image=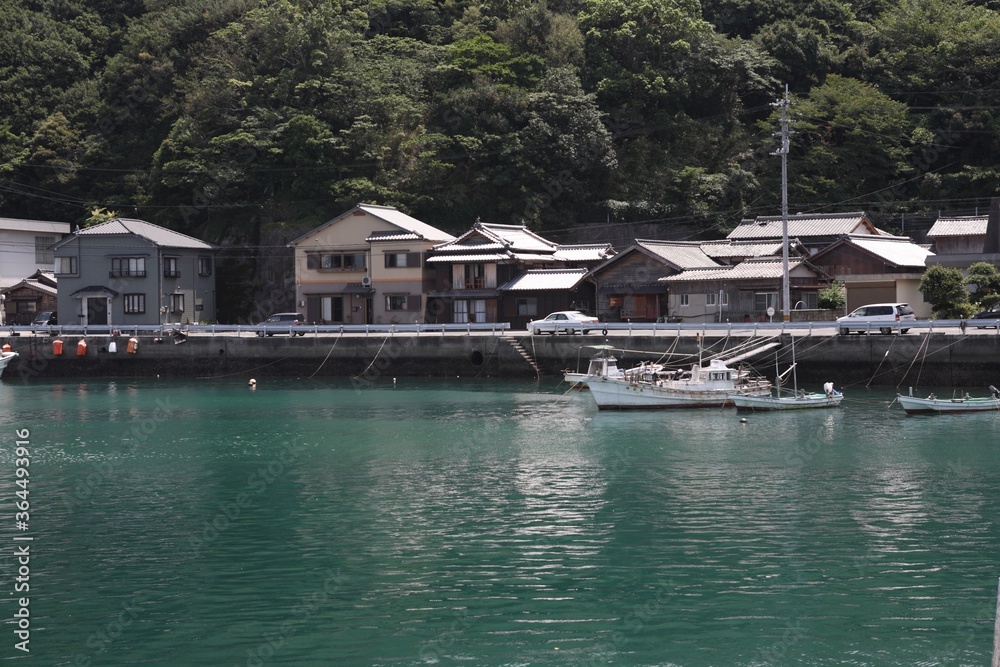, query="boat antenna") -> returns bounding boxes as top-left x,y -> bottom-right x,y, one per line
771,84 -> 794,323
